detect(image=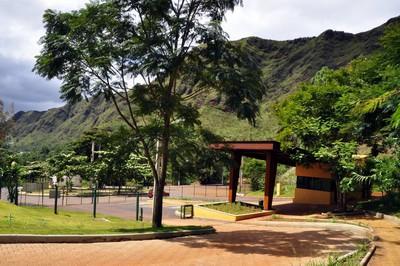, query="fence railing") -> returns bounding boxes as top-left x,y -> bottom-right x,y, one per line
0,183 -> 261,208
0,186 -> 147,208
